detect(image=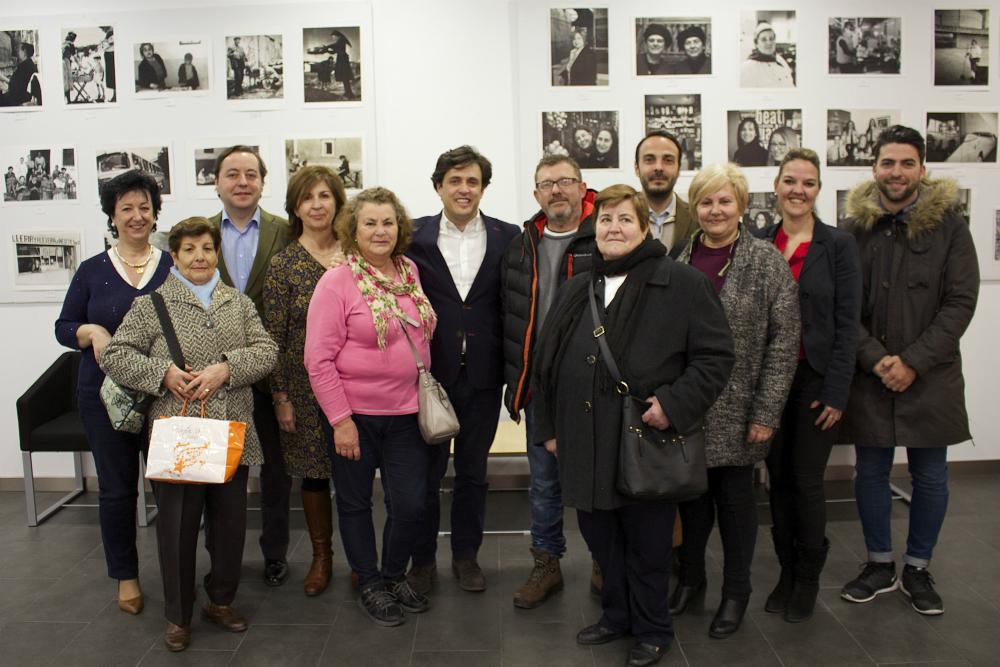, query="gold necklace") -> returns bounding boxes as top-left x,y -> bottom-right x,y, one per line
113,244 -> 153,274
